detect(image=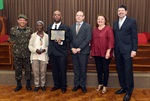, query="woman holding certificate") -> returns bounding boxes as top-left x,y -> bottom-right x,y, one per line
28,21 -> 49,92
